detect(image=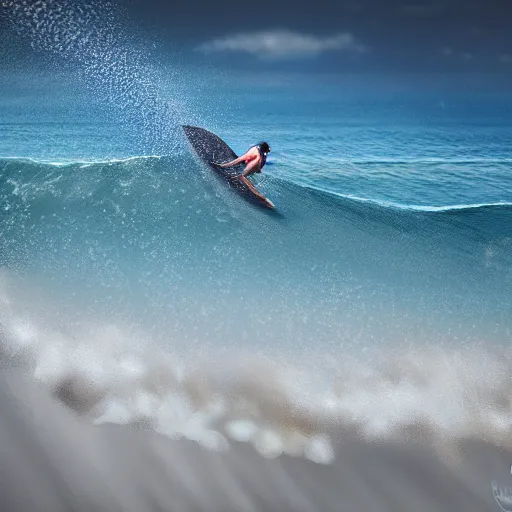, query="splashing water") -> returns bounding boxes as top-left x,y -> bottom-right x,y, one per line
2,0 -> 187,154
